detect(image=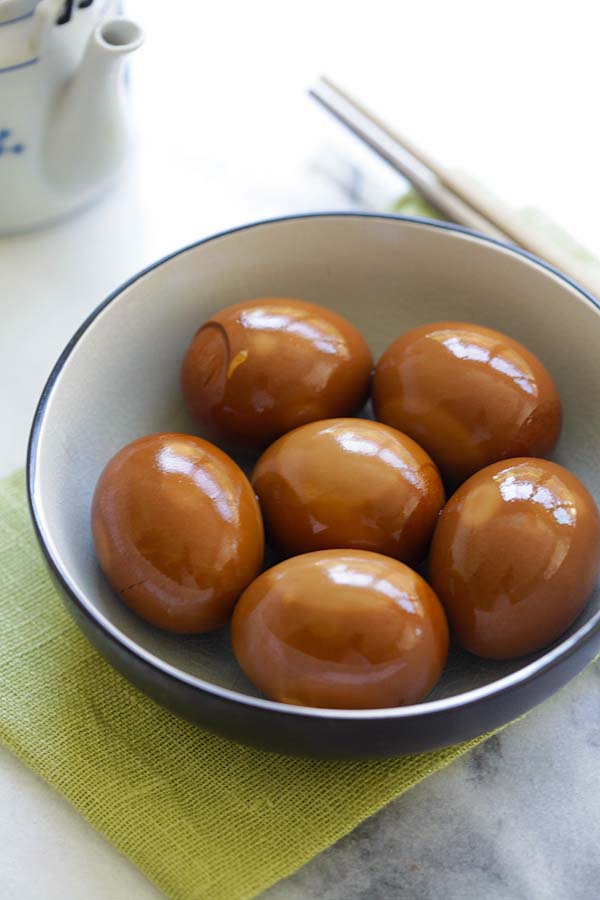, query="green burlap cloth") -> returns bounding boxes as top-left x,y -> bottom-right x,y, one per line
1,197 -> 597,900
